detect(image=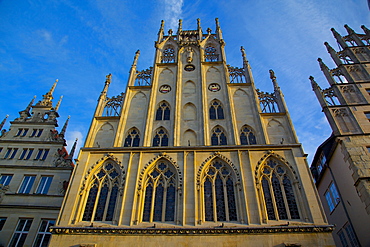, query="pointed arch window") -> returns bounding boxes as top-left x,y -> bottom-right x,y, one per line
209,100 -> 224,120
82,161 -> 121,222
240,125 -> 257,145
142,160 -> 177,222
124,128 -> 140,147
203,160 -> 237,222
211,126 -> 227,145
152,128 -> 169,147
260,159 -> 300,221
204,46 -> 219,62
161,46 -> 175,63
156,102 -> 170,121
